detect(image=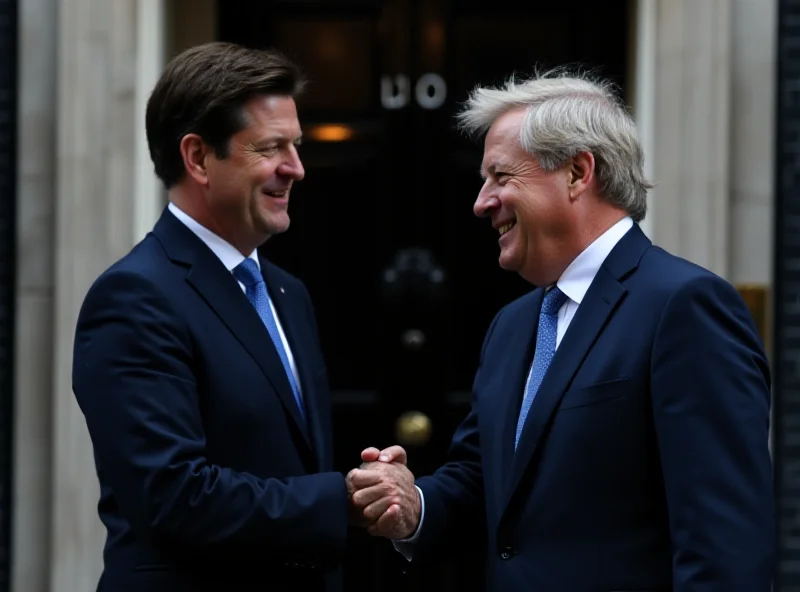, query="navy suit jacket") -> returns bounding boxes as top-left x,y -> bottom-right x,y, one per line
414,225 -> 775,591
72,208 -> 347,592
